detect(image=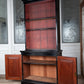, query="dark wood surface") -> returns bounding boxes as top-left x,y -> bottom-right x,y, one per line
23,59 -> 56,65
21,50 -> 62,56
5,55 -> 22,80
25,76 -> 56,83
58,56 -> 77,84
22,0 -> 43,4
